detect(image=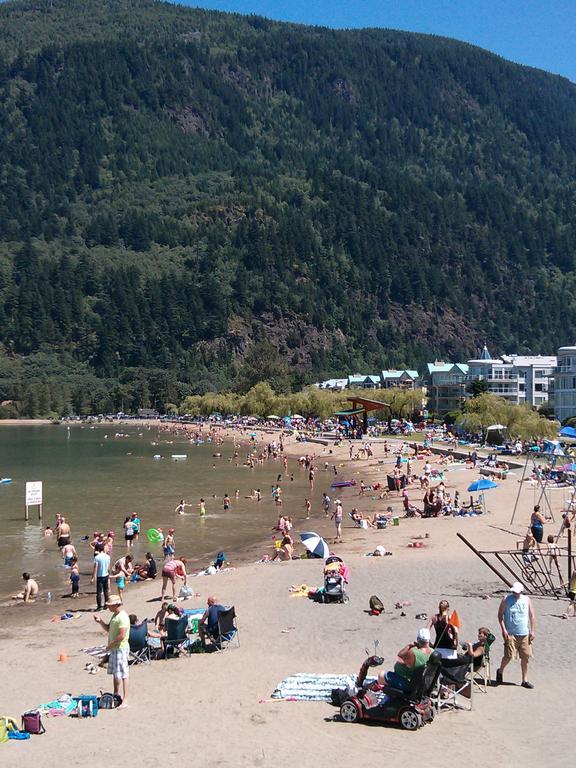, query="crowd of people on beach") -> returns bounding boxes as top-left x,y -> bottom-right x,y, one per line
8,418 -> 576,737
